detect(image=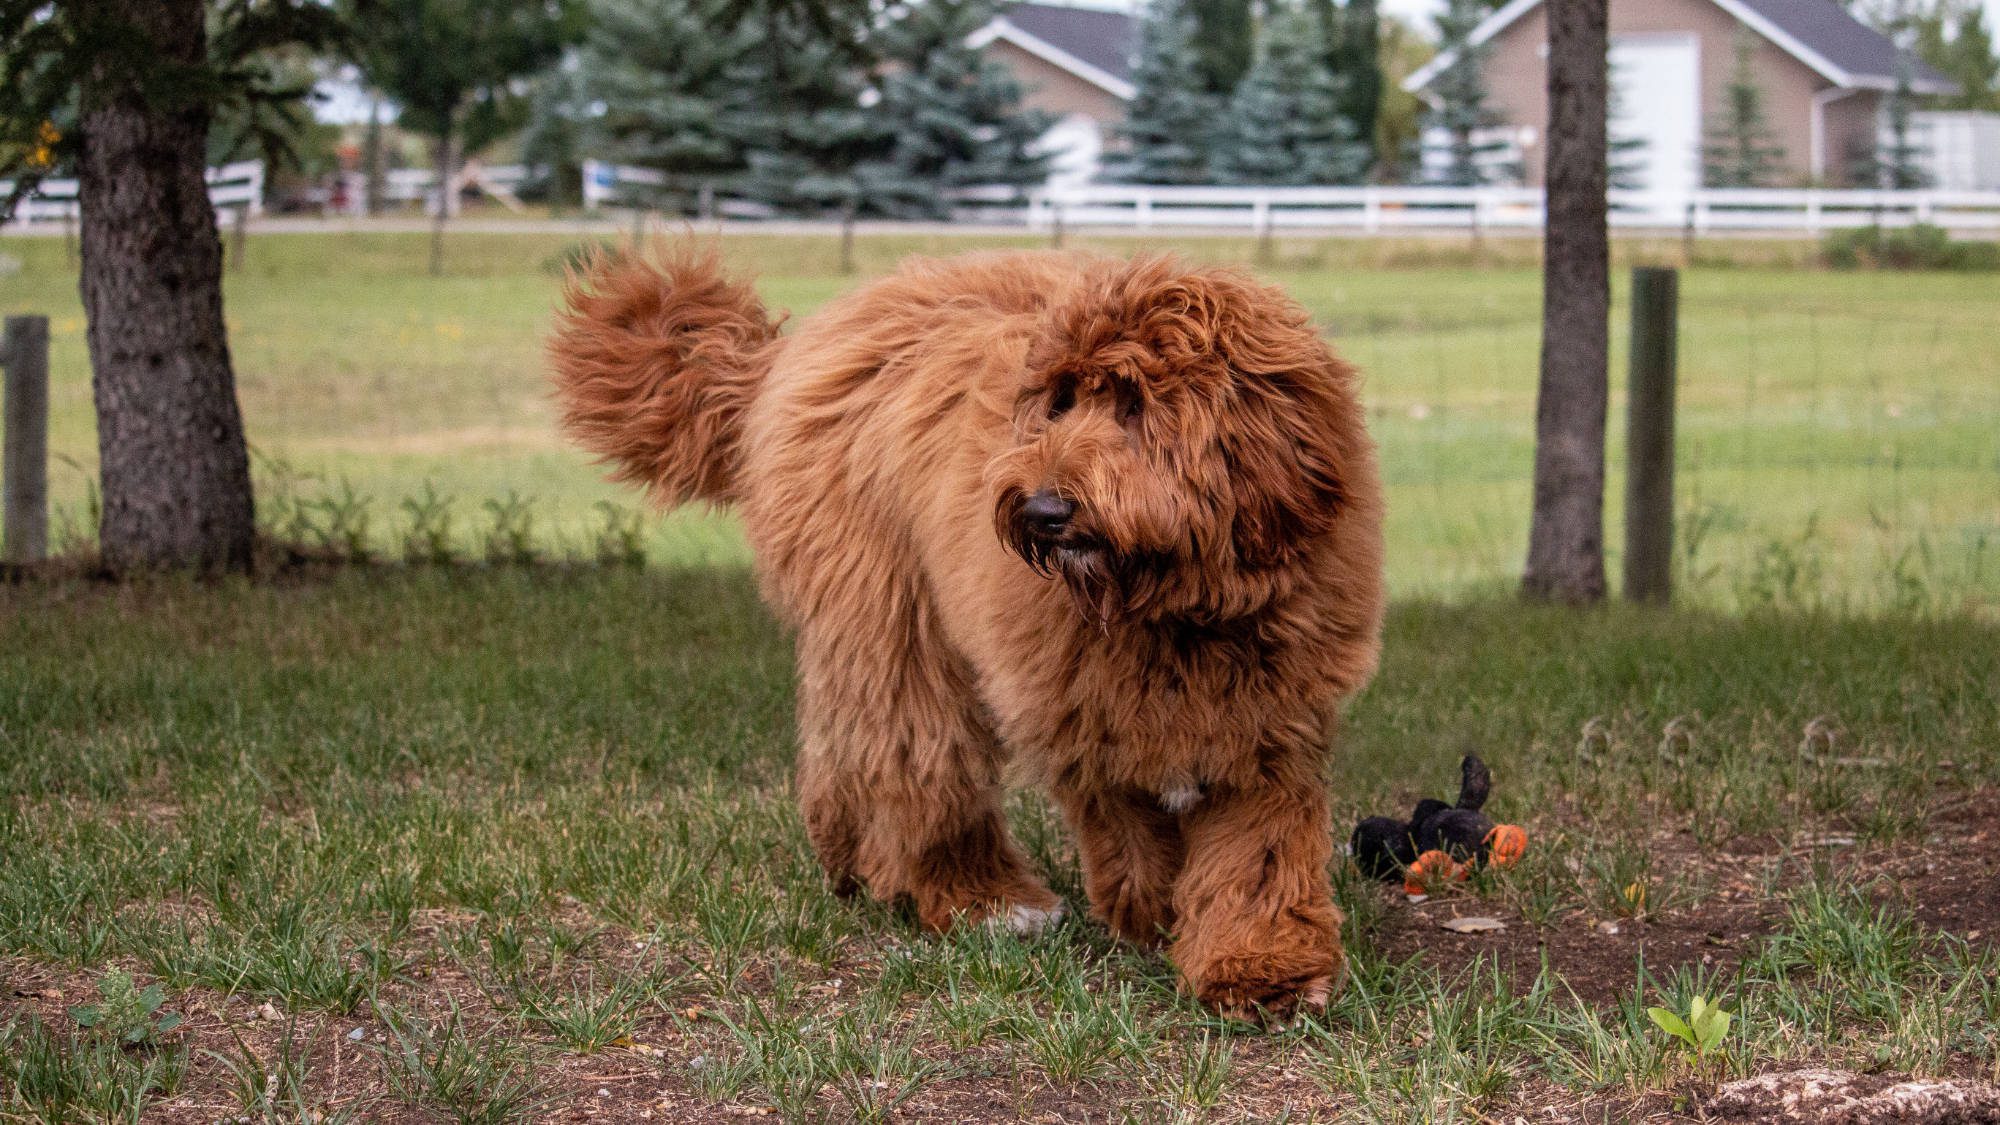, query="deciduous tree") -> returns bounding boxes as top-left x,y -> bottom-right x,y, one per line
343,0 -> 585,274
1524,0 -> 1610,603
